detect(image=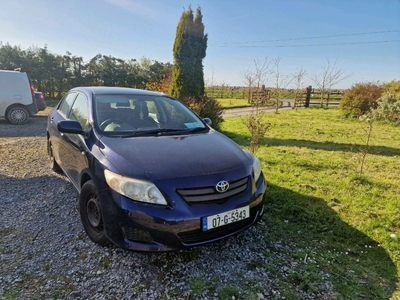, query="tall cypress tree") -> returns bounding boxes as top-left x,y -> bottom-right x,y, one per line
170,6 -> 208,100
